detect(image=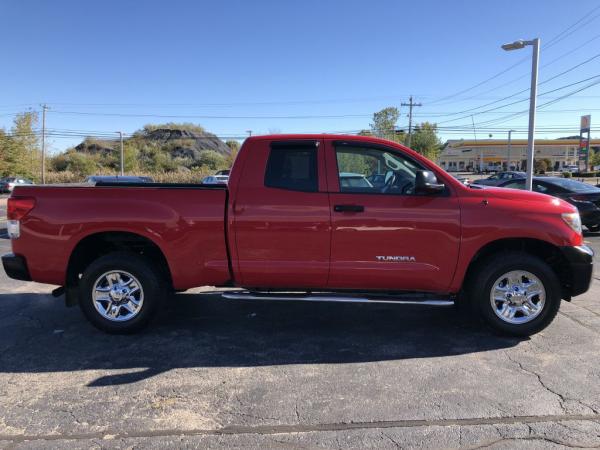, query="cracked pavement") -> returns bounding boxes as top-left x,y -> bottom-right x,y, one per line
0,214 -> 599,449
